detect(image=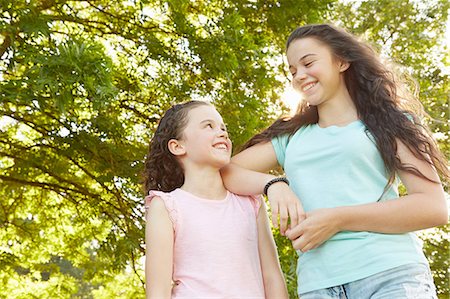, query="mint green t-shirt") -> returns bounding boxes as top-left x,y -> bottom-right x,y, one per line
271,120 -> 428,294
